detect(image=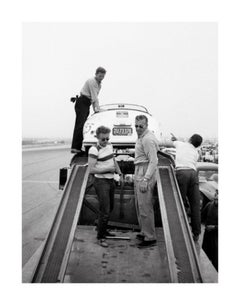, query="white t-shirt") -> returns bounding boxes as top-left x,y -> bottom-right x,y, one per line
88,143 -> 115,179
173,141 -> 199,171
